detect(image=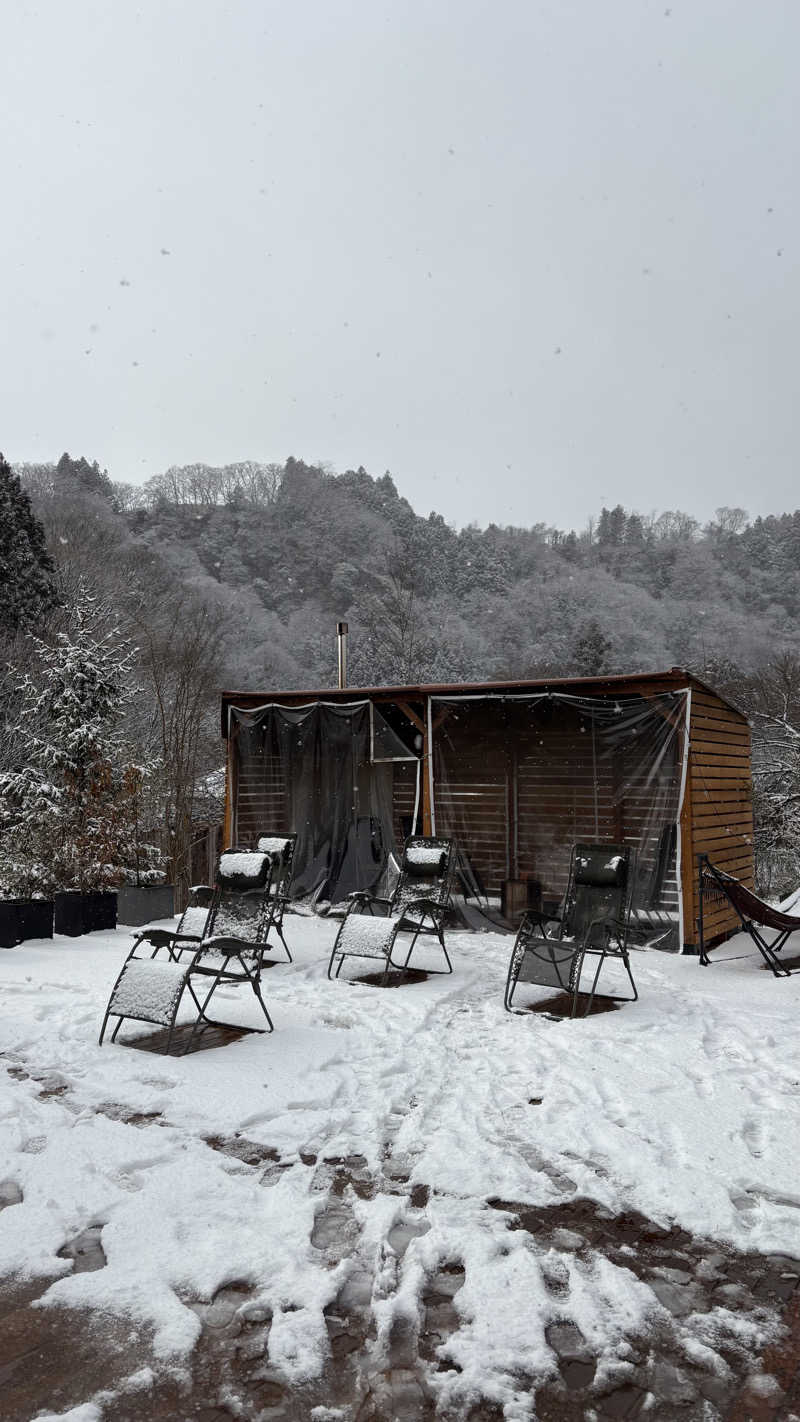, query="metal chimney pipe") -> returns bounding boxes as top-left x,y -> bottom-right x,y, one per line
337,621 -> 348,689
